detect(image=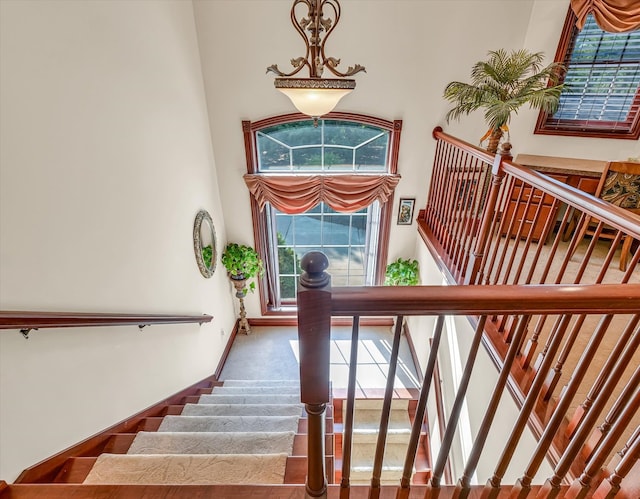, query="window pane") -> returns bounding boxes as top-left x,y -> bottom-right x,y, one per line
355,134 -> 389,171
323,120 -> 385,147
324,147 -> 353,170
257,134 -> 291,171
279,276 -> 297,300
292,147 -> 323,169
276,215 -> 294,243
324,215 -> 351,245
267,121 -> 320,147
295,215 -> 322,245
